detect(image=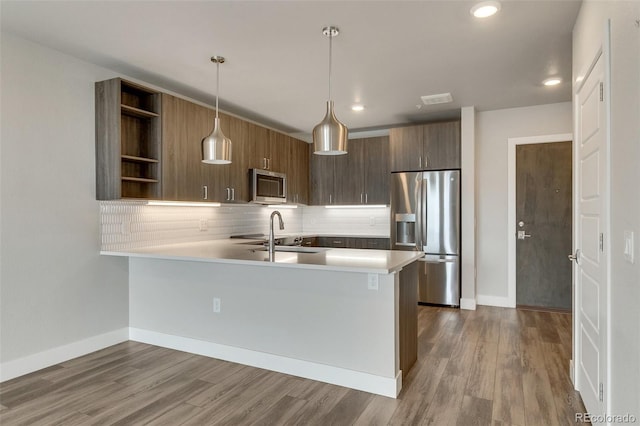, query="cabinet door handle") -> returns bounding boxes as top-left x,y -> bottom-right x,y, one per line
262,158 -> 267,169
203,185 -> 208,200
419,155 -> 422,168
424,155 -> 429,168
267,158 -> 271,170
329,194 -> 332,204
225,187 -> 231,201
365,193 -> 368,204
360,193 -> 363,204
231,187 -> 235,201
